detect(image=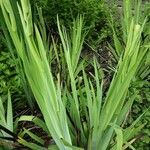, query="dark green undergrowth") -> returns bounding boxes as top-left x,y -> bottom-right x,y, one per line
32,0 -> 112,48
0,33 -> 23,99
